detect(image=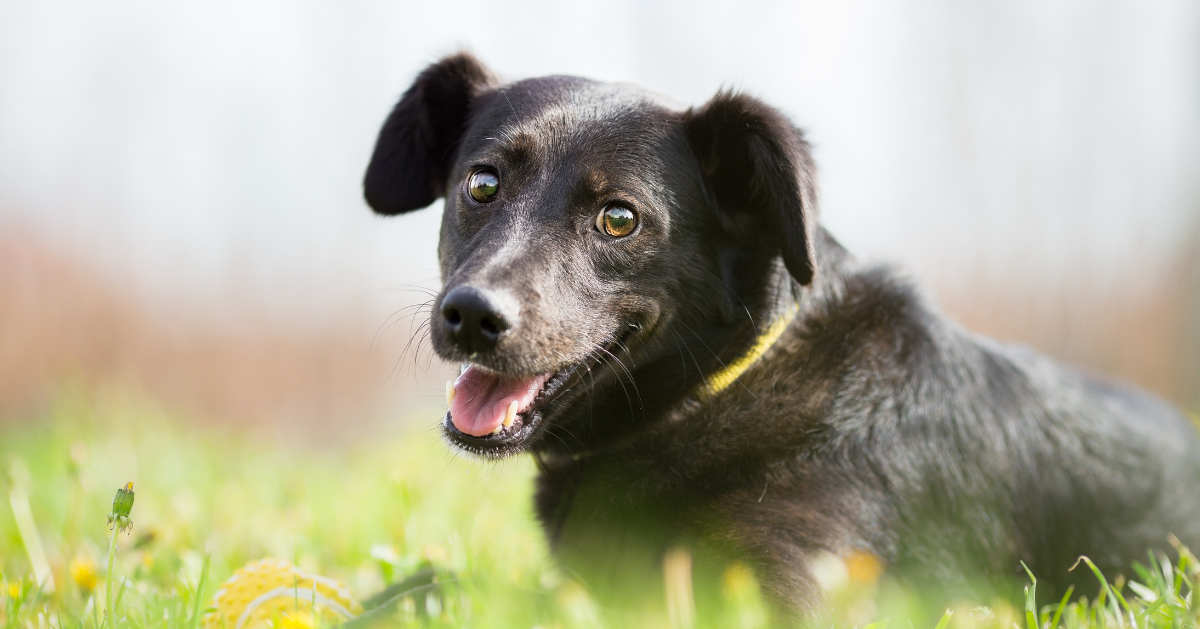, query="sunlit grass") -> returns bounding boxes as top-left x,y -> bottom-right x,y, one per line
1,387 -> 1196,628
